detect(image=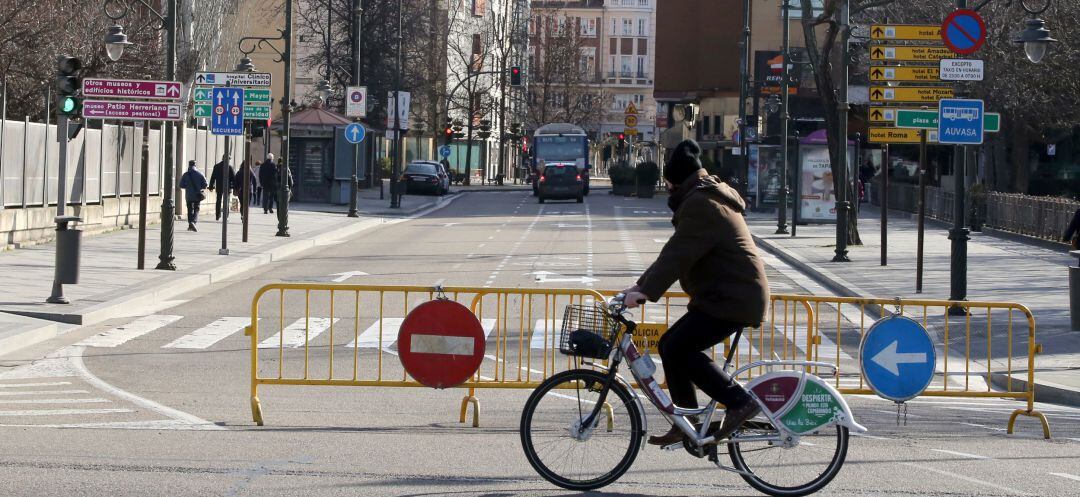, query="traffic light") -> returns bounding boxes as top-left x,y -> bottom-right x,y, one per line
451,119 -> 465,139
55,56 -> 83,118
509,66 -> 522,86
